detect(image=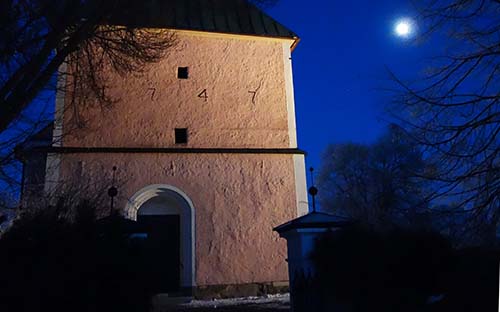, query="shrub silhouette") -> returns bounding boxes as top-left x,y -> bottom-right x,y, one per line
427,247 -> 500,312
0,201 -> 154,312
311,226 -> 454,312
